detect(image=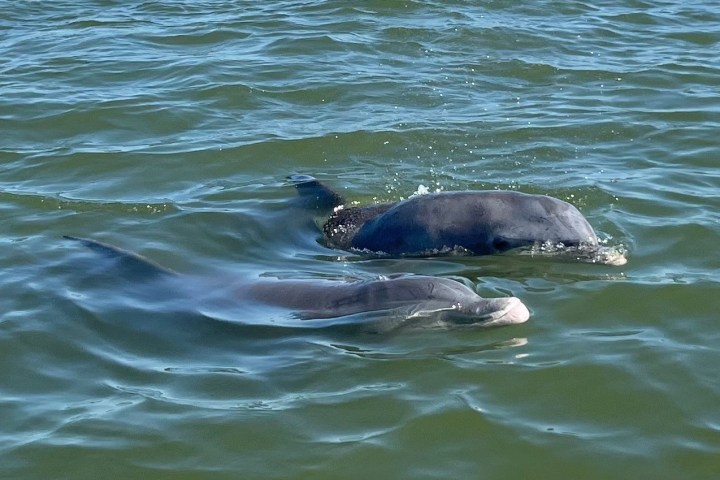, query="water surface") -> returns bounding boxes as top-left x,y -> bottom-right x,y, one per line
2,1 -> 720,479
